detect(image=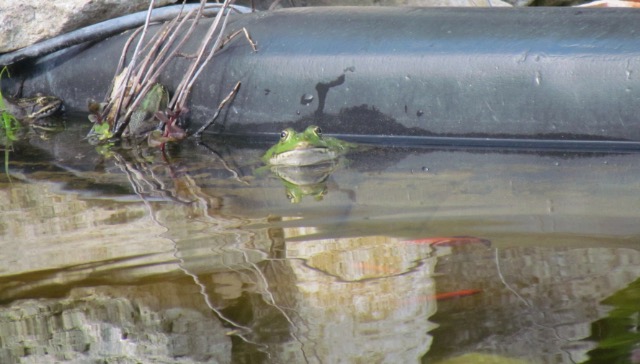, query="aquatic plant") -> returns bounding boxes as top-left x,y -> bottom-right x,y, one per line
0,66 -> 21,182
88,0 -> 255,147
584,277 -> 640,363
